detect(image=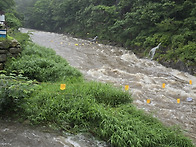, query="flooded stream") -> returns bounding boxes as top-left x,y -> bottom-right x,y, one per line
1,28 -> 195,146
0,119 -> 107,147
